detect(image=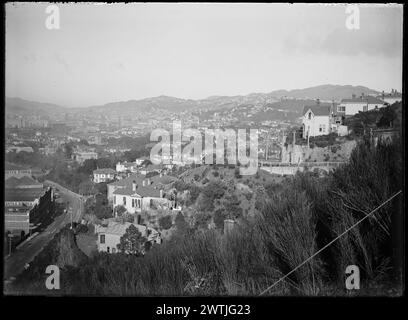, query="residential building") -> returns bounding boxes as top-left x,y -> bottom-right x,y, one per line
107,173 -> 177,214
116,161 -> 138,173
5,162 -> 32,179
74,151 -> 98,164
95,220 -> 161,254
302,102 -> 333,138
338,94 -> 386,116
5,183 -> 53,238
6,145 -> 34,153
93,168 -> 116,183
